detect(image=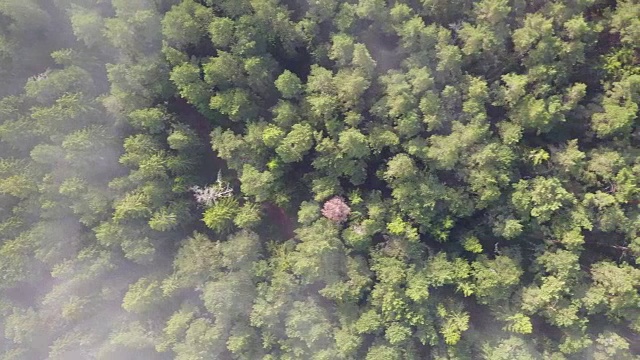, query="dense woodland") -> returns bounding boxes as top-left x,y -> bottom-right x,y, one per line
1,0 -> 640,358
